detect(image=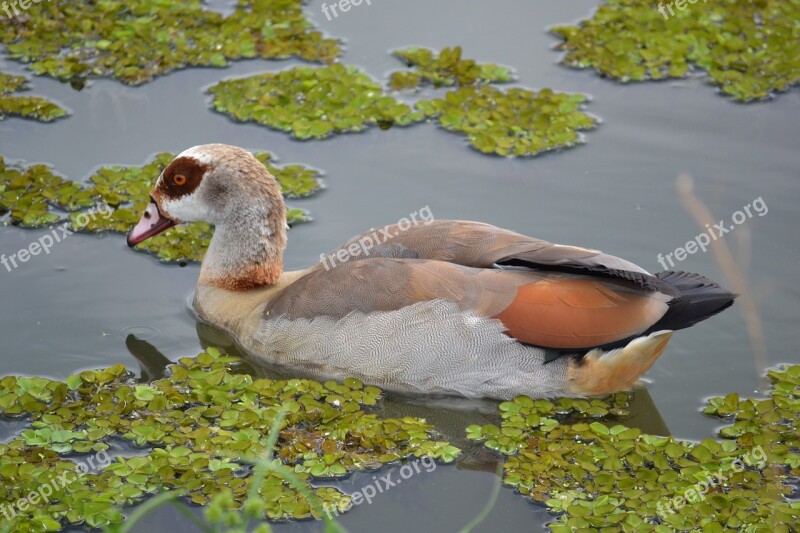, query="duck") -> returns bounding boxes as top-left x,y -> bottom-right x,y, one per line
126,144 -> 736,400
